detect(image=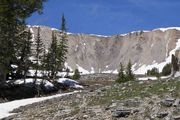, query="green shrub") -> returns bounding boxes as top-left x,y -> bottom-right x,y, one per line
162,63 -> 172,76
146,67 -> 159,76
116,61 -> 135,84
72,69 -> 80,80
